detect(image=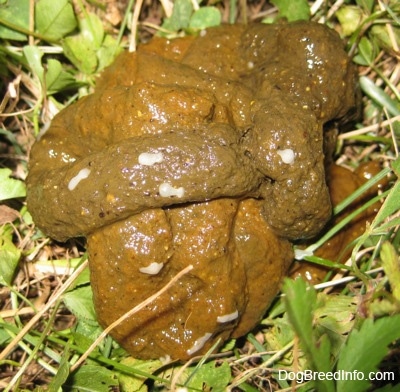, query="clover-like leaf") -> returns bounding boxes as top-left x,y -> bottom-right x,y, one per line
189,7 -> 221,30
0,168 -> 26,201
270,0 -> 310,21
0,0 -> 29,41
35,0 -> 77,41
0,226 -> 21,286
